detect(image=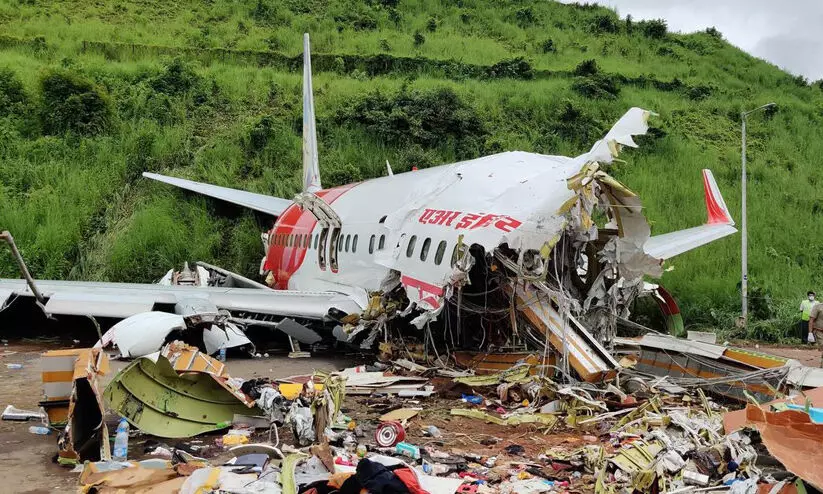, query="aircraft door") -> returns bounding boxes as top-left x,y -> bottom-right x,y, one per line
328,227 -> 340,272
